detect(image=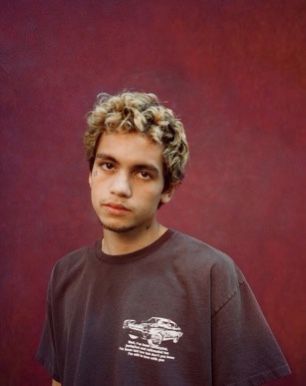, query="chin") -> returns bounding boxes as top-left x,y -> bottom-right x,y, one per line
102,222 -> 138,233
